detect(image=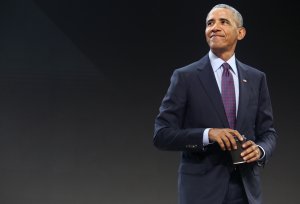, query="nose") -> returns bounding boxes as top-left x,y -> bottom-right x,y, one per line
211,22 -> 221,32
